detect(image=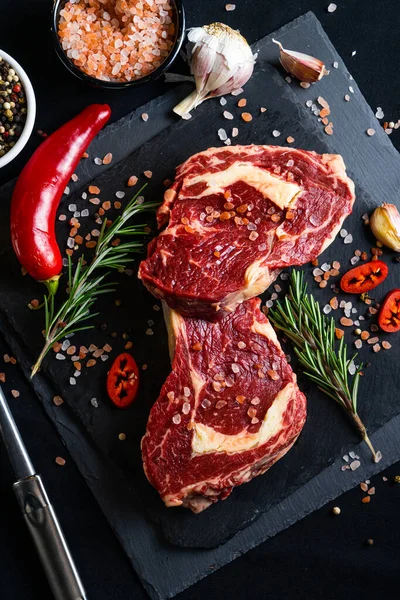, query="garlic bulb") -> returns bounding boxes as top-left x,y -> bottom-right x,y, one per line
173,23 -> 255,117
370,203 -> 400,251
272,39 -> 328,83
